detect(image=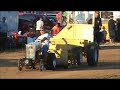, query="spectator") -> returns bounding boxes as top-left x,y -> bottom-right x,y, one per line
21,20 -> 28,33
100,26 -> 107,43
94,11 -> 102,48
116,18 -> 120,42
51,23 -> 60,36
108,15 -> 116,43
36,17 -> 44,36
56,11 -> 61,23
0,17 -> 8,51
62,11 -> 68,22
